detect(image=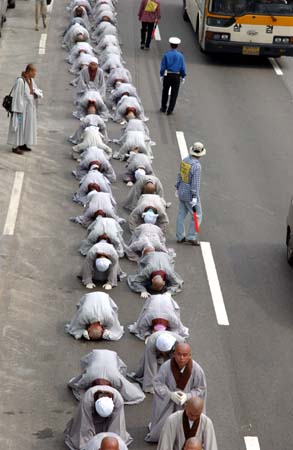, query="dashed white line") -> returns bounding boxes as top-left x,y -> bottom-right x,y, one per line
176,131 -> 189,159
244,436 -> 261,450
39,33 -> 47,55
269,57 -> 283,76
154,25 -> 161,41
3,172 -> 24,236
200,242 -> 230,326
